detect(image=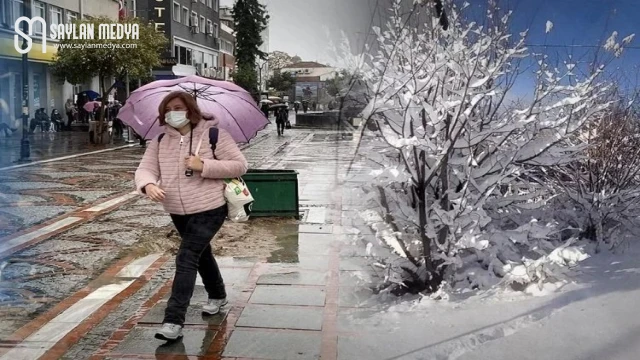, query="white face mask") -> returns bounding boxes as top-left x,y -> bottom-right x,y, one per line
165,111 -> 190,129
